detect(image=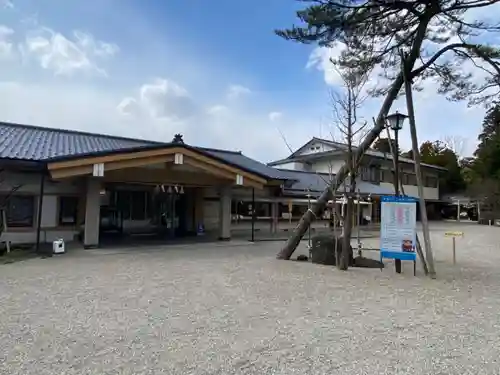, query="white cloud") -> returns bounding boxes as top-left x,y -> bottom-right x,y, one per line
2,0 -> 13,9
207,104 -> 229,115
0,25 -> 14,60
268,111 -> 282,121
19,27 -> 118,77
118,78 -> 197,121
226,84 -> 251,100
73,30 -> 119,58
307,44 -> 344,86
